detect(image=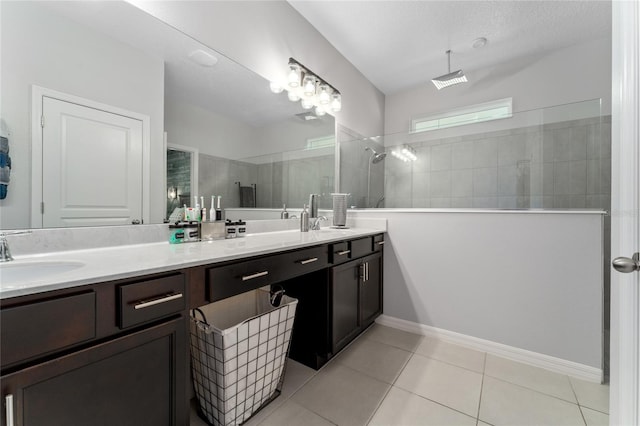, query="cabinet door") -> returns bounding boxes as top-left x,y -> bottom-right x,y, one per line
1,317 -> 186,426
331,261 -> 361,354
360,253 -> 383,328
